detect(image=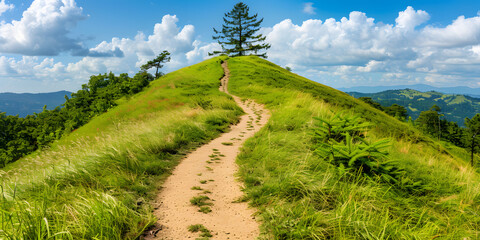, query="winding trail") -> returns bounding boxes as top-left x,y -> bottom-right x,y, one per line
145,61 -> 269,239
